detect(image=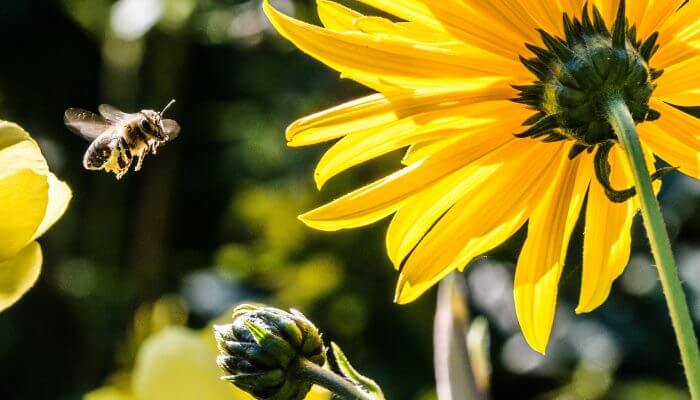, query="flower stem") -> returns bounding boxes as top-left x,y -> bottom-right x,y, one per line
606,95 -> 700,398
293,358 -> 373,400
